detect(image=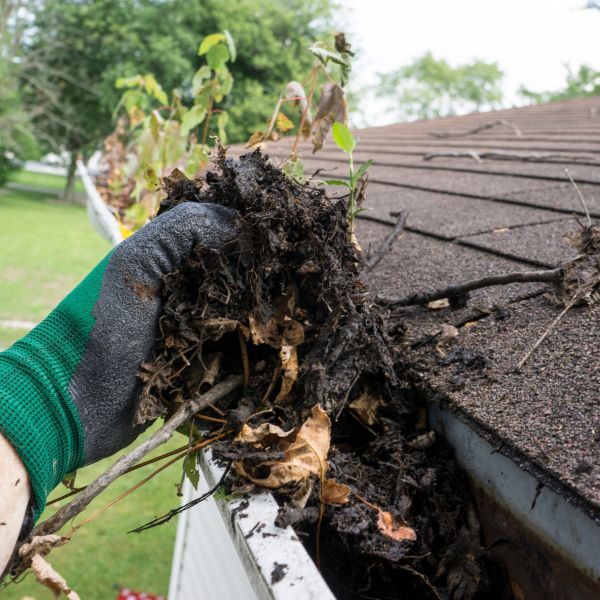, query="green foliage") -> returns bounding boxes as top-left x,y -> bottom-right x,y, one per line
376,52 -> 504,120
22,0 -> 335,161
328,122 -> 371,233
0,11 -> 38,186
519,64 -> 600,104
111,32 -> 235,229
